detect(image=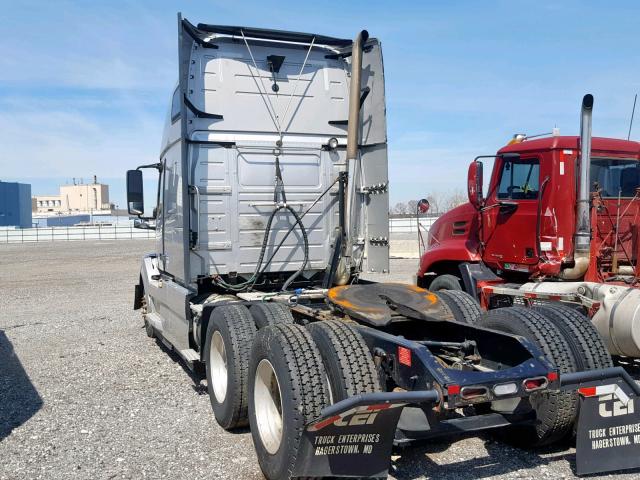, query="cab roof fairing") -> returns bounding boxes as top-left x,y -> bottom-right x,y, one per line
498,136 -> 640,156
182,18 -> 354,53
